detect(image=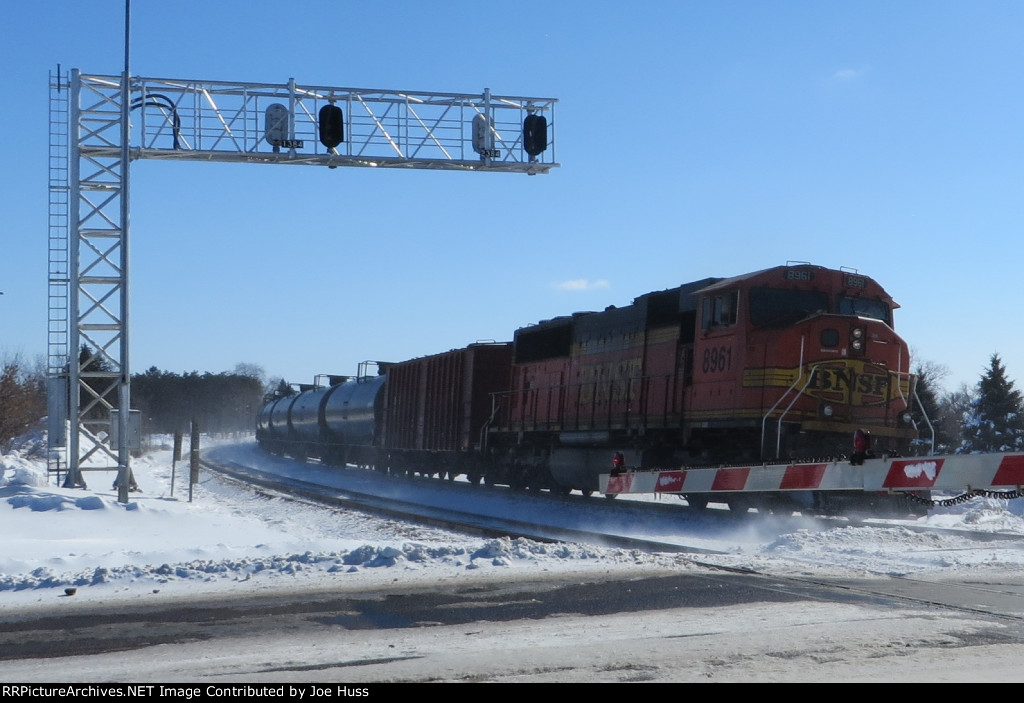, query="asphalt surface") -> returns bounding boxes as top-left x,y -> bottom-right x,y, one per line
5,566 -> 1024,673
